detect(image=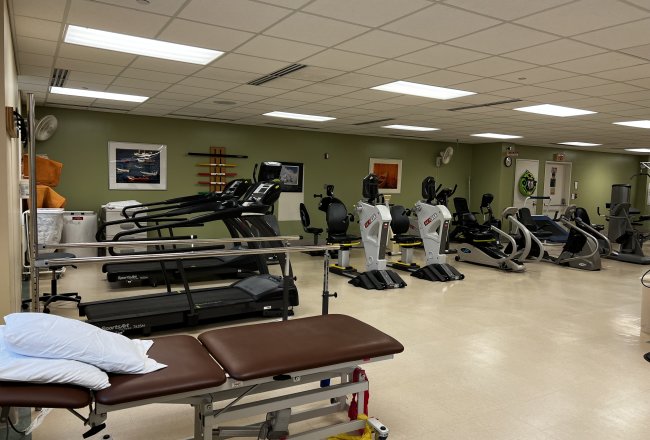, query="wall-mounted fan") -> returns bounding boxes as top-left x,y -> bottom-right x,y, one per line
436,146 -> 454,167
34,115 -> 58,141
